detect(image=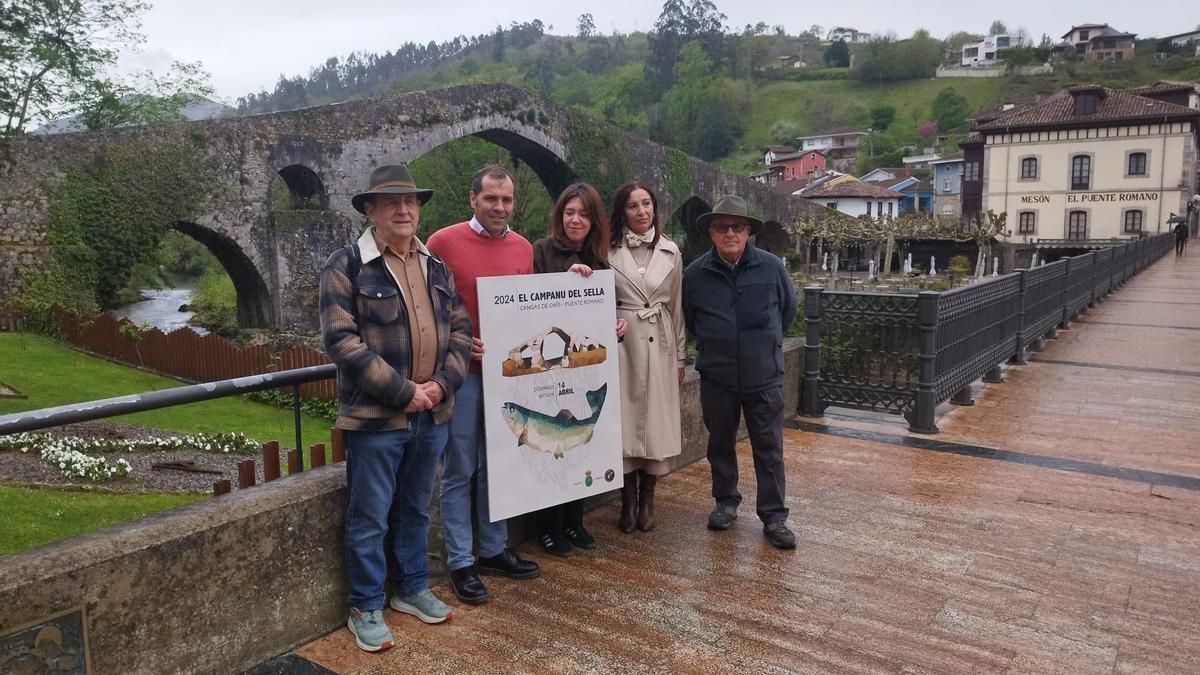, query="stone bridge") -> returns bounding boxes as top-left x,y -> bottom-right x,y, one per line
0,84 -> 830,331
